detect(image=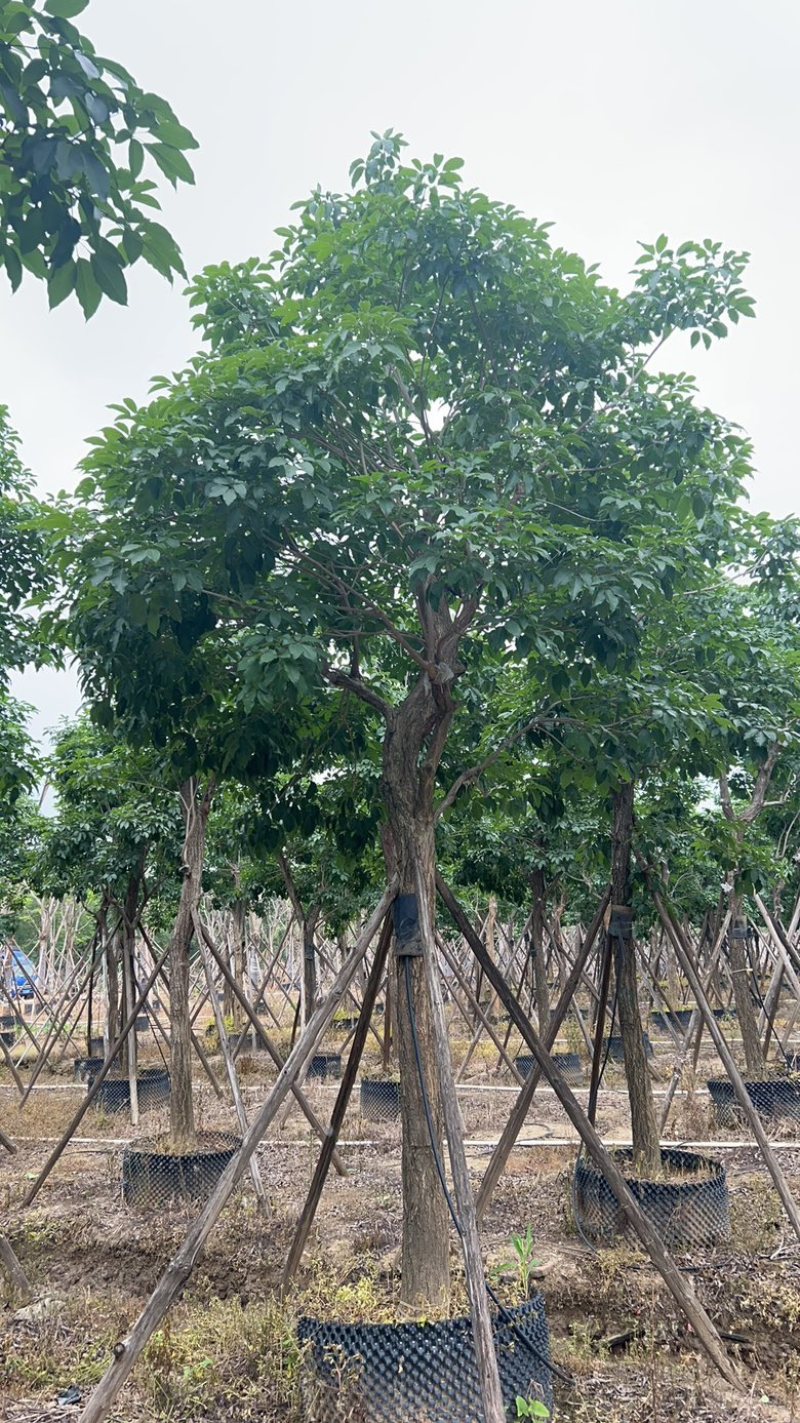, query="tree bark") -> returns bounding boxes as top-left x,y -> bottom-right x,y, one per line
728,905 -> 764,1075
611,781 -> 660,1175
102,899 -> 120,1056
169,778 -> 213,1153
530,865 -> 551,1035
383,677 -> 451,1311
